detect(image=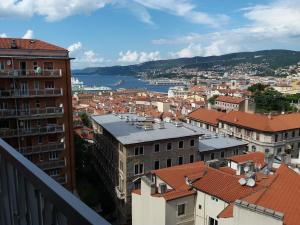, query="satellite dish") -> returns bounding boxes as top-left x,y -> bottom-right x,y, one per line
6,60 -> 11,66
36,67 -> 42,73
244,165 -> 250,173
246,178 -> 256,187
239,178 -> 247,186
